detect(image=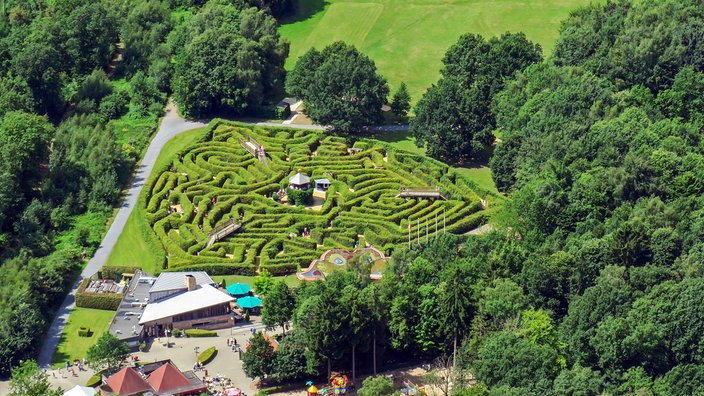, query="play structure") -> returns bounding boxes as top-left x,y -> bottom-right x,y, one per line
297,247 -> 389,281
311,373 -> 353,395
